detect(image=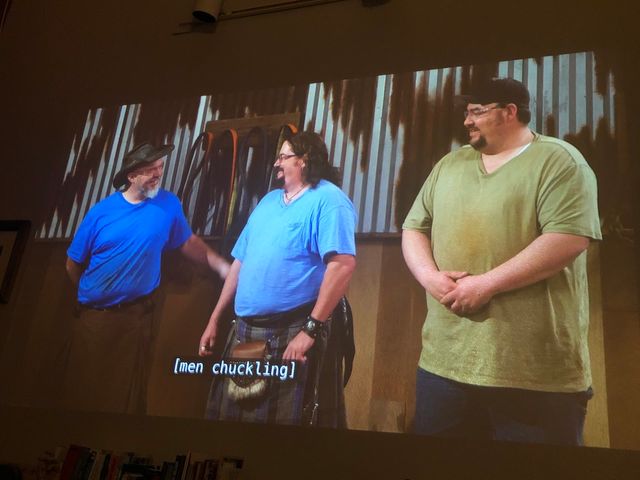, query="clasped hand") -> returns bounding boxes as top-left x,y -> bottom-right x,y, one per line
427,271 -> 494,316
